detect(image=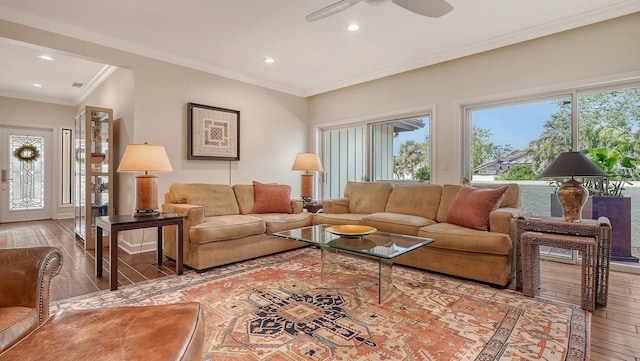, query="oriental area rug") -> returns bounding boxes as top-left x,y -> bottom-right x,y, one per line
52,247 -> 589,361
